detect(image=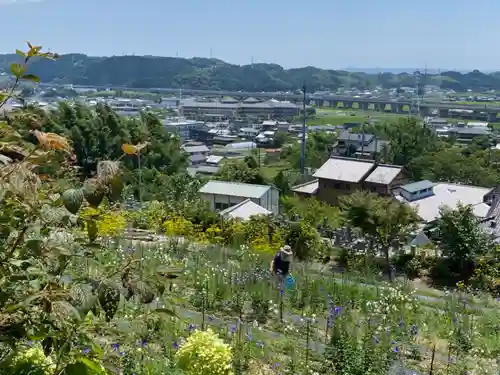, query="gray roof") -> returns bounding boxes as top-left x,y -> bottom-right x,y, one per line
338,131 -> 374,143
199,180 -> 271,199
189,154 -> 207,163
183,145 -> 209,154
451,127 -> 490,135
400,180 -> 434,193
243,97 -> 260,103
481,198 -> 500,241
364,165 -> 403,185
206,155 -> 224,164
396,183 -> 491,223
356,139 -> 390,153
219,199 -> 271,221
313,157 -> 374,183
291,180 -> 319,195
